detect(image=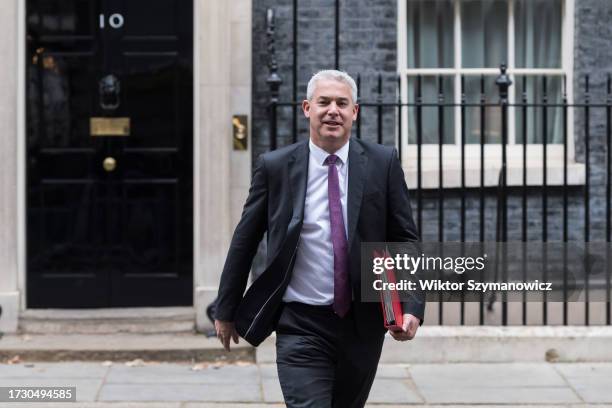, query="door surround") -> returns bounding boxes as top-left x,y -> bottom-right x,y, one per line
10,0 -> 235,330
